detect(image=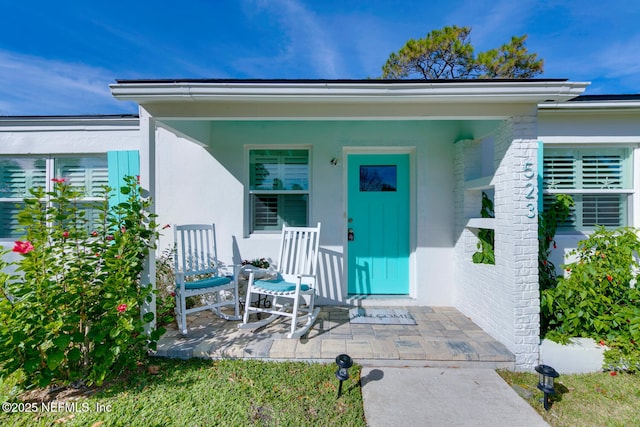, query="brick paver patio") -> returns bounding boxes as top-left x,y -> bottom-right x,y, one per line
154,306 -> 515,368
